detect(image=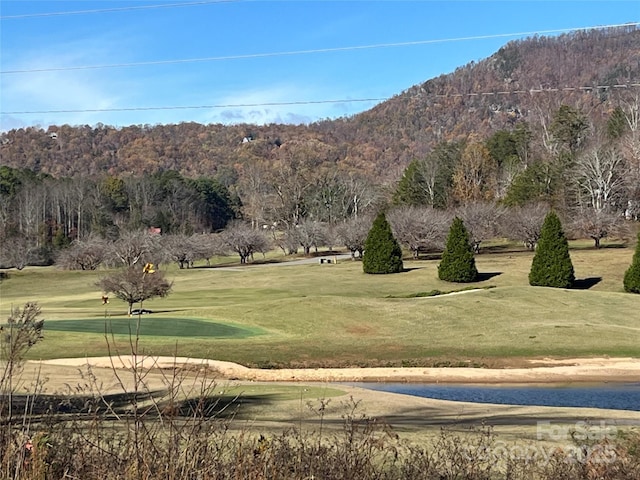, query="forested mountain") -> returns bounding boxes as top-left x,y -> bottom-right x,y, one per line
340,25 -> 640,172
1,25 -> 639,269
2,26 -> 638,180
